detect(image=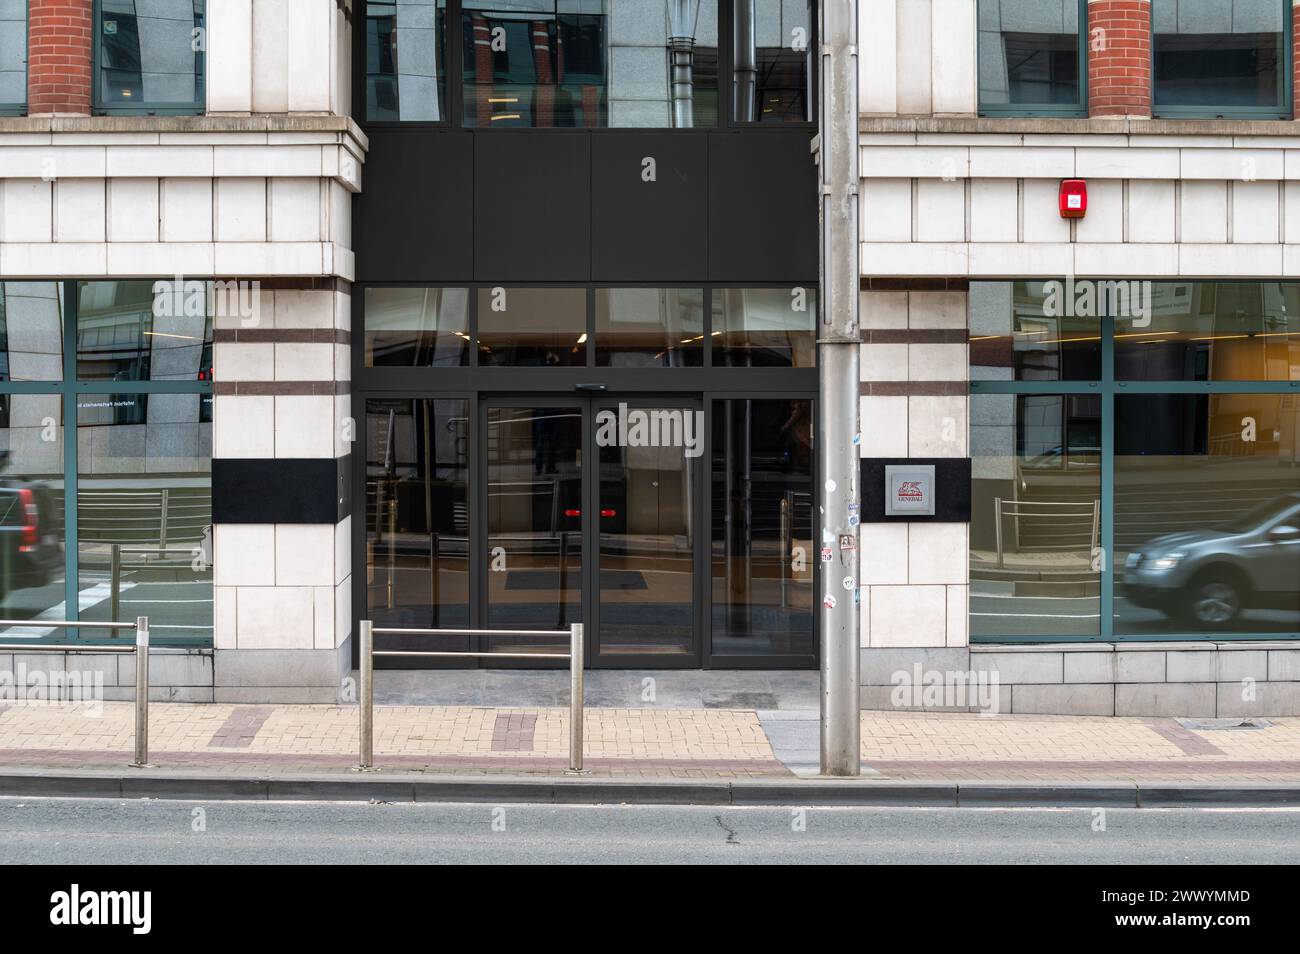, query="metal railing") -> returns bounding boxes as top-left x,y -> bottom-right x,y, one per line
994,498 -> 1100,568
0,615 -> 150,766
357,620 -> 584,772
